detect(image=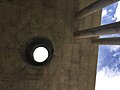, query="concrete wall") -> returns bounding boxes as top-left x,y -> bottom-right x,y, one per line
0,0 -> 101,90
